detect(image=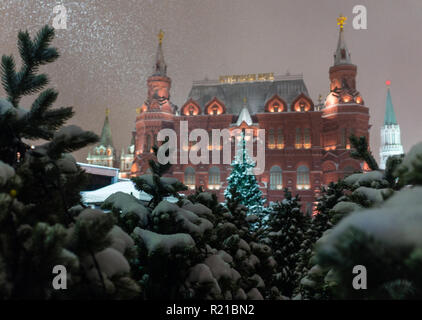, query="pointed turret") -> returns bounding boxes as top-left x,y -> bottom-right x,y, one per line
99,108 -> 113,147
86,108 -> 116,168
326,15 -> 360,102
334,15 -> 352,66
153,29 -> 167,76
384,83 -> 398,125
236,98 -> 253,126
379,81 -> 404,169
